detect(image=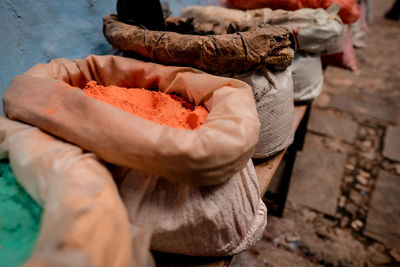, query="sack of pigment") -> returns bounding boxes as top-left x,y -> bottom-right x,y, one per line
4,55 -> 260,186
102,14 -> 294,74
3,55 -> 267,256
290,51 -> 324,102
0,117 -> 151,267
180,5 -> 343,54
